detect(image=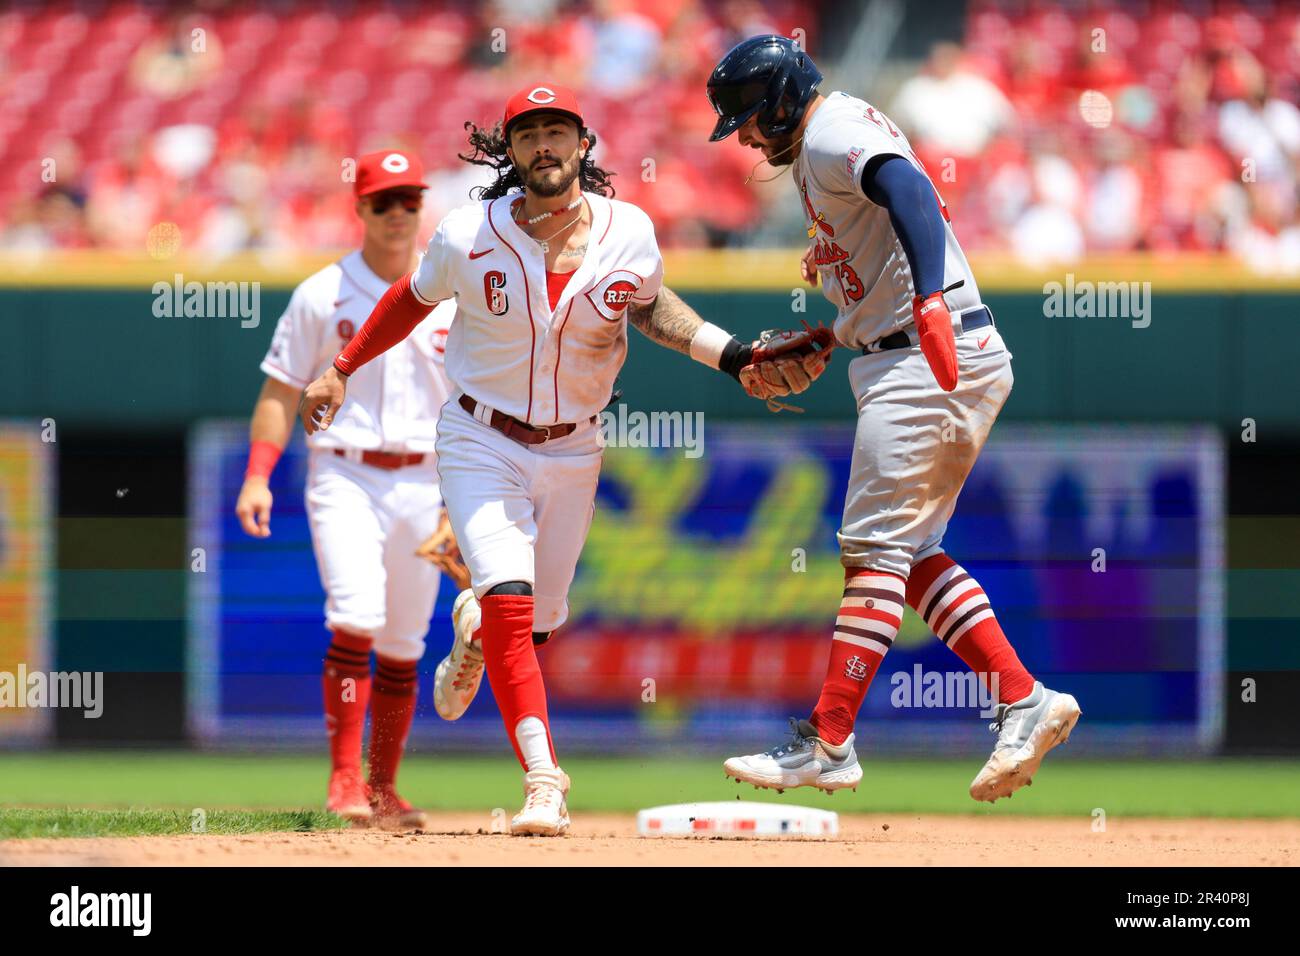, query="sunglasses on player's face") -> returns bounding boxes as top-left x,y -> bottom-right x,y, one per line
367,191 -> 423,214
